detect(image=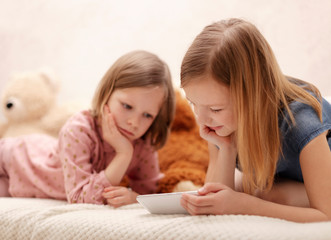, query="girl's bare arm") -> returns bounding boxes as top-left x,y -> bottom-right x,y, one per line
205,142 -> 237,189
